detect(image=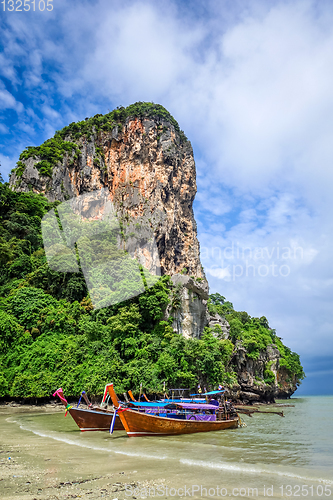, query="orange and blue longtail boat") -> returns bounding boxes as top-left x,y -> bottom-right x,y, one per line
107,384 -> 239,437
